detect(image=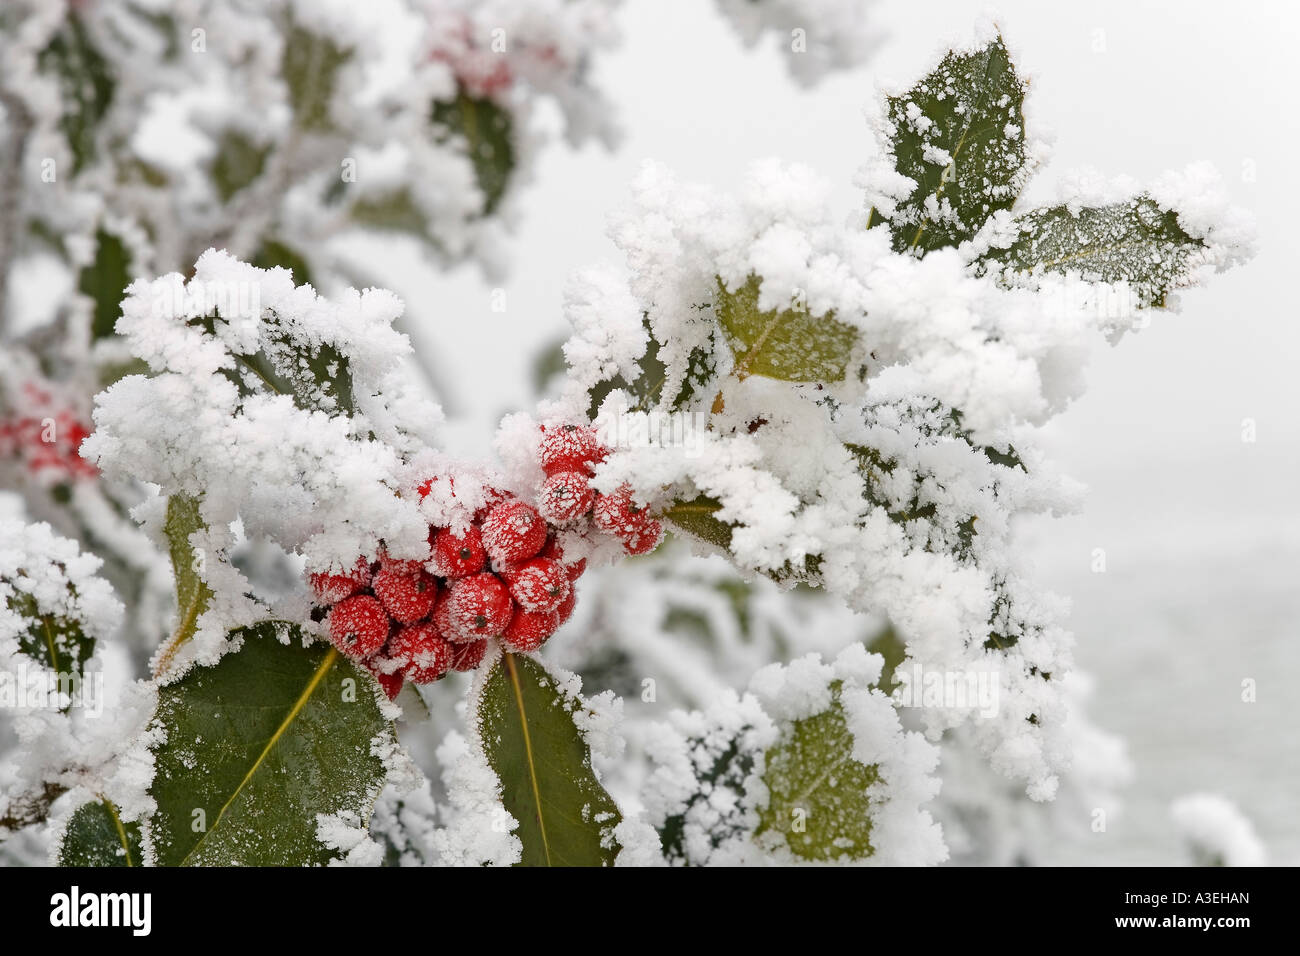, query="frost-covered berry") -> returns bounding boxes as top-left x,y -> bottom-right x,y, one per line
503,558 -> 570,613
473,486 -> 509,522
541,536 -> 586,581
309,558 -> 371,605
363,658 -> 405,700
328,595 -> 390,659
556,589 -> 576,626
388,622 -> 453,684
539,423 -> 605,475
622,518 -> 664,556
502,608 -> 559,653
592,485 -> 653,537
444,573 -> 514,641
430,525 -> 486,578
373,567 -> 439,625
377,549 -> 425,576
480,499 -> 547,567
451,639 -> 488,672
537,470 -> 595,523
